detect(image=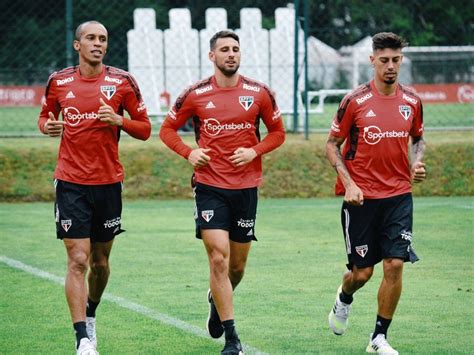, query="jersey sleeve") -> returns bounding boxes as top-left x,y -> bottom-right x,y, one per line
252,87 -> 285,156
159,88 -> 196,159
410,100 -> 424,137
120,74 -> 151,140
38,73 -> 61,134
329,94 -> 355,138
